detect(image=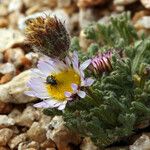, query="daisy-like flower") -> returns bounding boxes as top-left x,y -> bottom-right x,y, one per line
25,51 -> 94,110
